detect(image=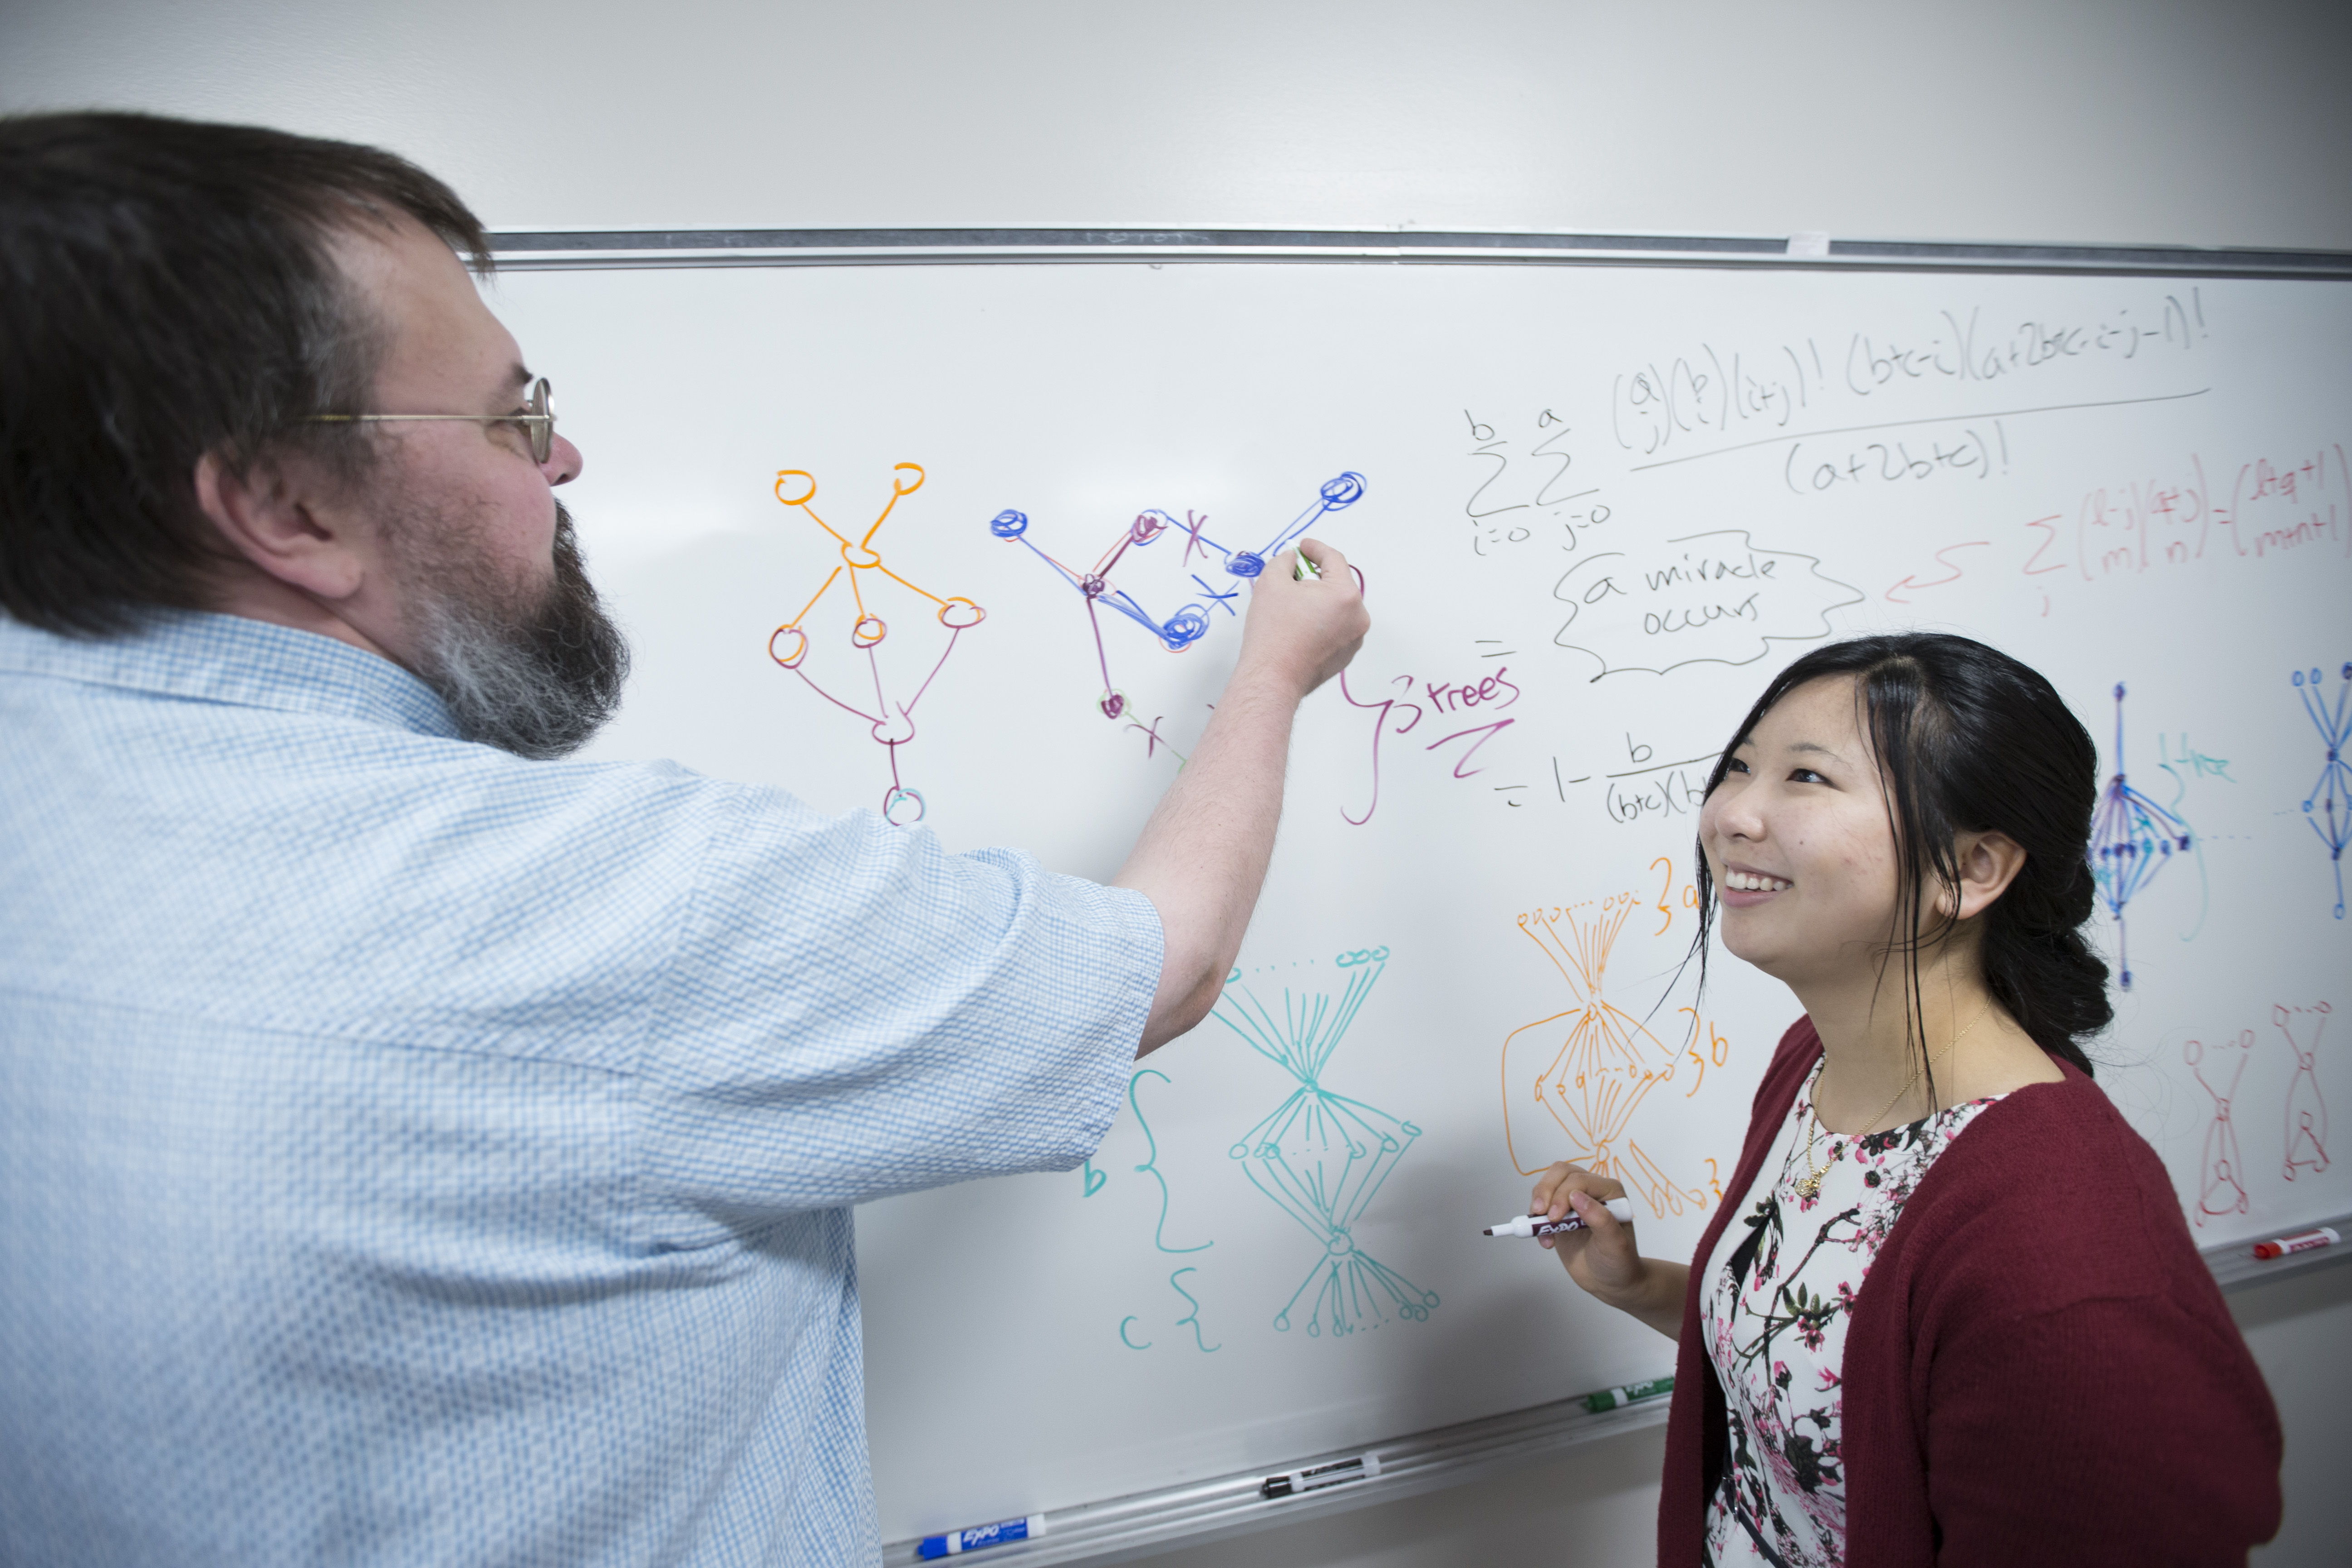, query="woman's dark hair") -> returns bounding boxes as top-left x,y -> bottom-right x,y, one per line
1689,632 -> 2111,1083
0,112 -> 490,634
